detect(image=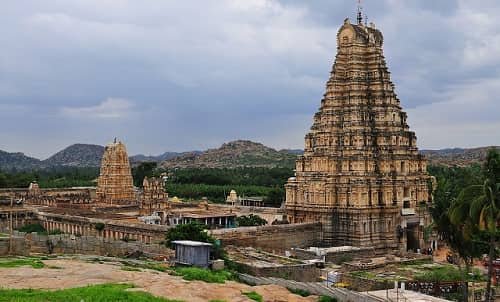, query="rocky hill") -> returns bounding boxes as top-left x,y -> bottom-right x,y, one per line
421,146 -> 500,167
161,140 -> 297,169
129,151 -> 200,164
0,150 -> 42,171
43,144 -> 105,167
